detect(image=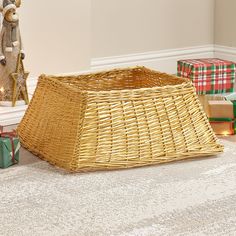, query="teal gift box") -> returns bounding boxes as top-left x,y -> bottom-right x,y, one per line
0,132 -> 20,169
